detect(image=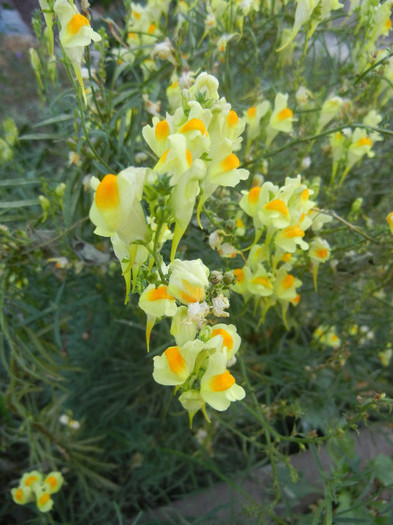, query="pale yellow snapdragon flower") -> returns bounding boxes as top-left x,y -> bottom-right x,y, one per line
54,0 -> 101,101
